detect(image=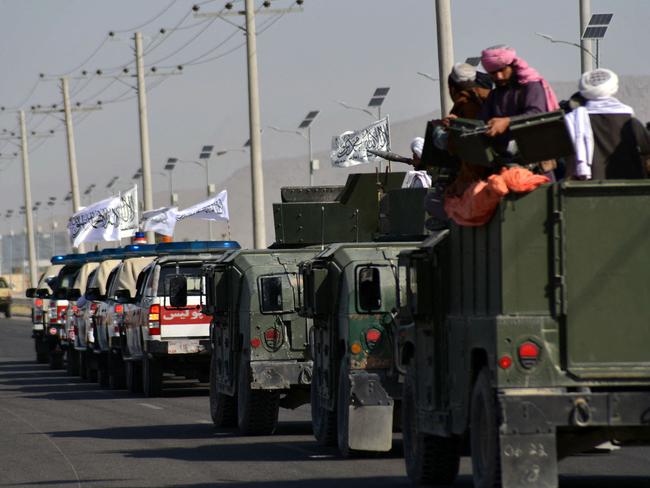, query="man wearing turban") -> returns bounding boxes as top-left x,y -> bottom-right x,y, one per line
478,47 -> 562,175
565,68 -> 650,179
